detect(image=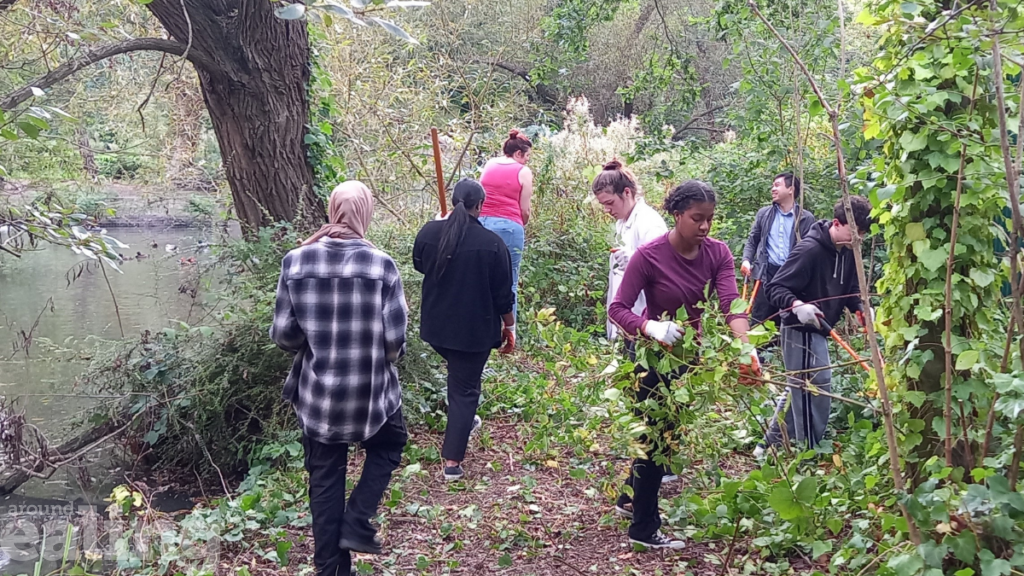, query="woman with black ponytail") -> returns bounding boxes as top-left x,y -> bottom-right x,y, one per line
414,179 -> 516,481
